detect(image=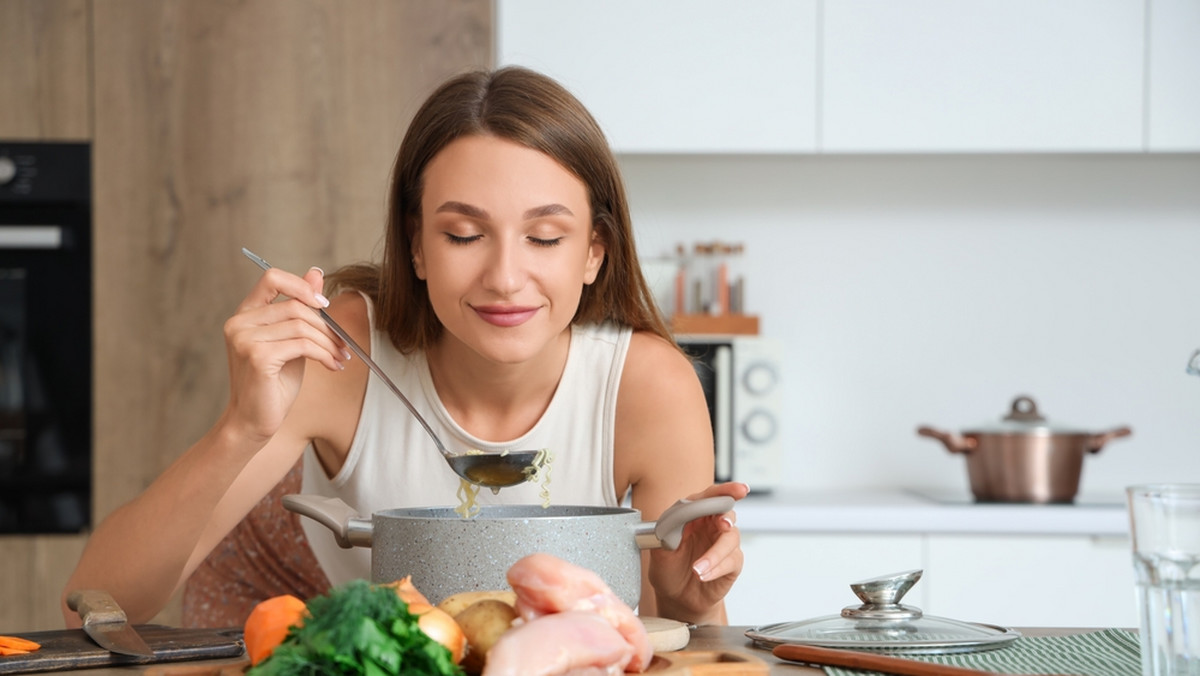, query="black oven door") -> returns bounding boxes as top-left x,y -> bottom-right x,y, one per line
0,142 -> 91,534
